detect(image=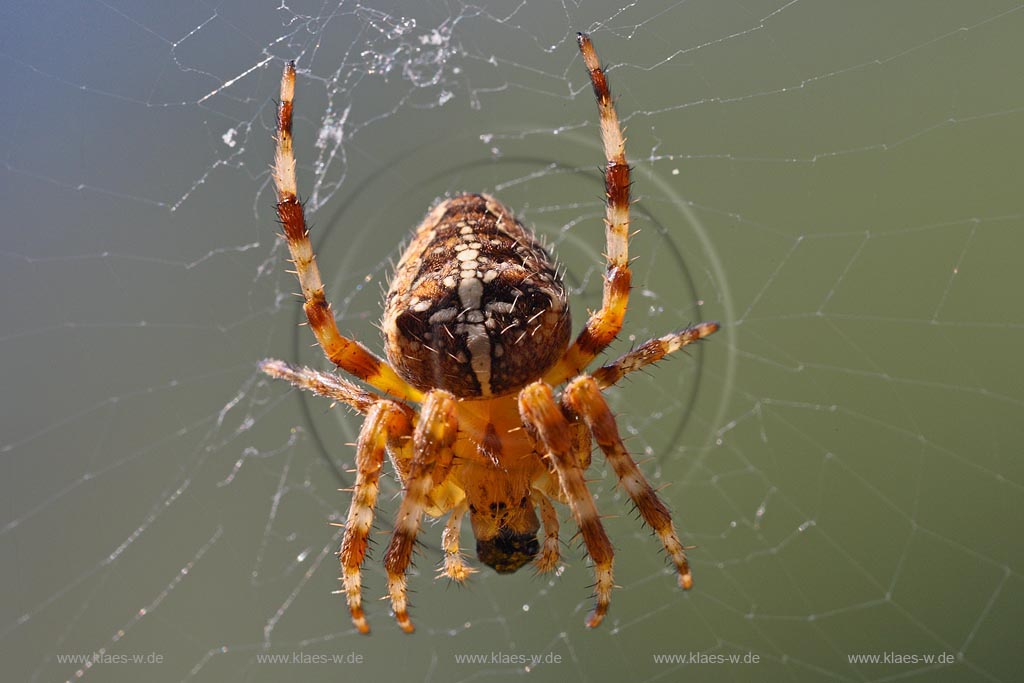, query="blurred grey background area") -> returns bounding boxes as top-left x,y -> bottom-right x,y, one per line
2,1 -> 1022,682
